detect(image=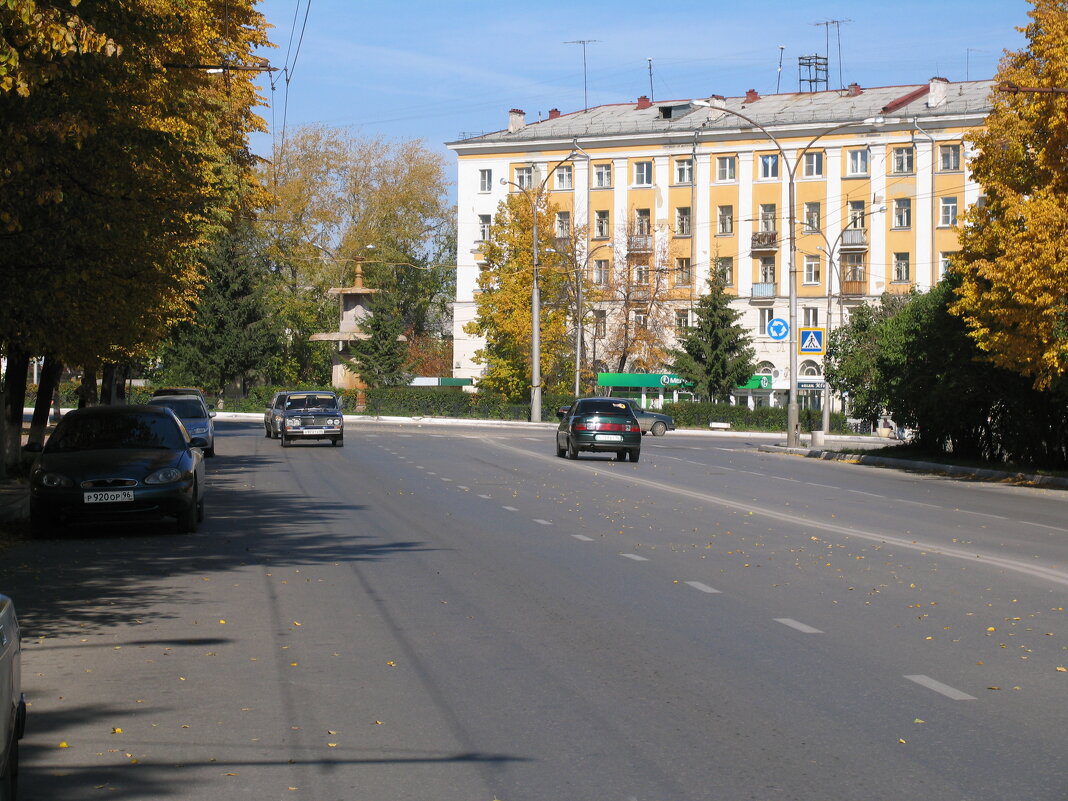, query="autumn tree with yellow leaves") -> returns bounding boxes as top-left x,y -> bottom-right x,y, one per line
465,193 -> 579,403
953,0 -> 1068,390
0,0 -> 270,471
